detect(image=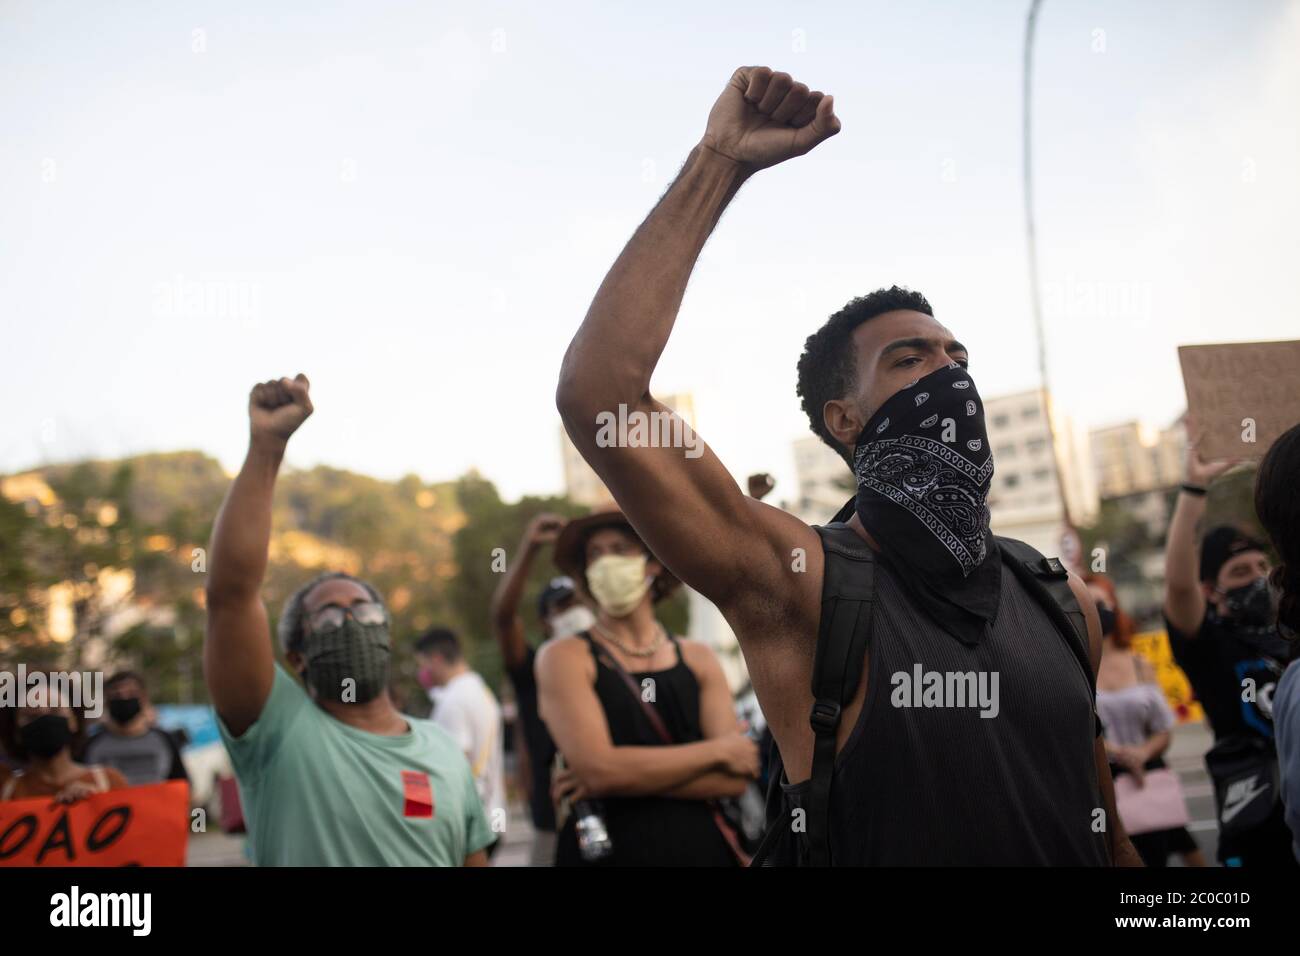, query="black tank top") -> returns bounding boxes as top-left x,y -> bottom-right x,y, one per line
784,557 -> 1111,865
555,633 -> 737,867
